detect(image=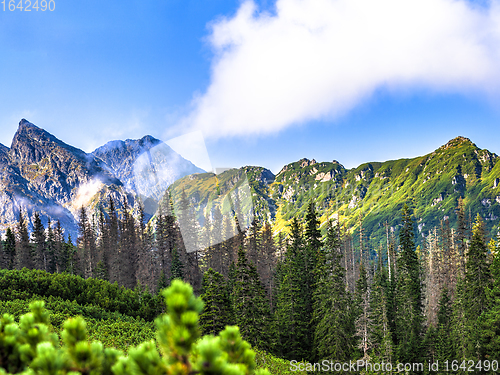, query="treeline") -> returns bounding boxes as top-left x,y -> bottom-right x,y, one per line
0,196 -> 202,293
198,198 -> 500,373
3,193 -> 500,371
0,193 -> 277,297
